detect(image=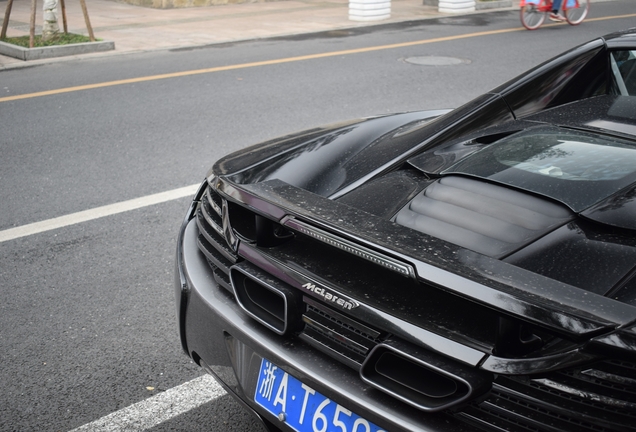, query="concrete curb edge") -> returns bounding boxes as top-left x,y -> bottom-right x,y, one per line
0,40 -> 115,61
